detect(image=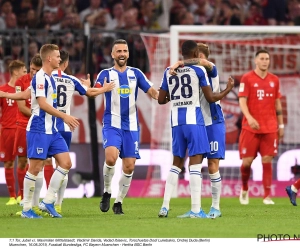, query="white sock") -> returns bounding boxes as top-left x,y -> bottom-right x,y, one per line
32,171 -> 43,207
291,185 -> 298,193
23,172 -> 37,211
209,171 -> 222,210
161,166 -> 181,210
115,171 -> 133,203
55,174 -> 68,206
43,166 -> 68,204
103,162 -> 115,194
189,164 -> 202,213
